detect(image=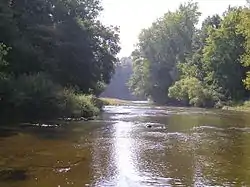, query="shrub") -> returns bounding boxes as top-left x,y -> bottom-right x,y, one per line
60,89 -> 102,118
0,73 -> 103,121
5,73 -> 63,120
168,77 -> 222,108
